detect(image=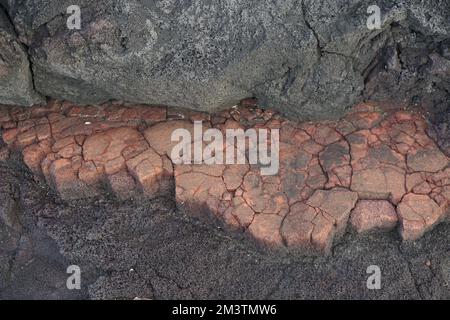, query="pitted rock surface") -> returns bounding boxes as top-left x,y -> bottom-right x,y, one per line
1,0 -> 450,126
1,101 -> 449,254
